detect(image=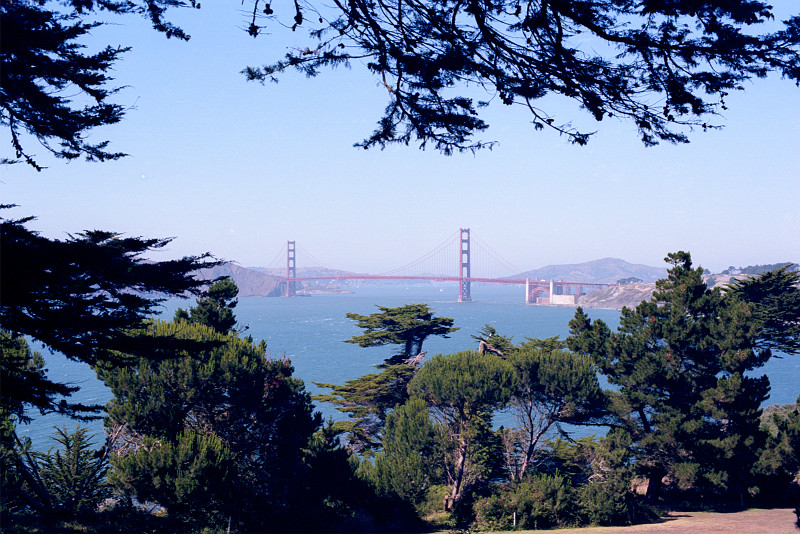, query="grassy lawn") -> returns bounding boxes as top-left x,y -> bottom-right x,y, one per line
451,508 -> 799,534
